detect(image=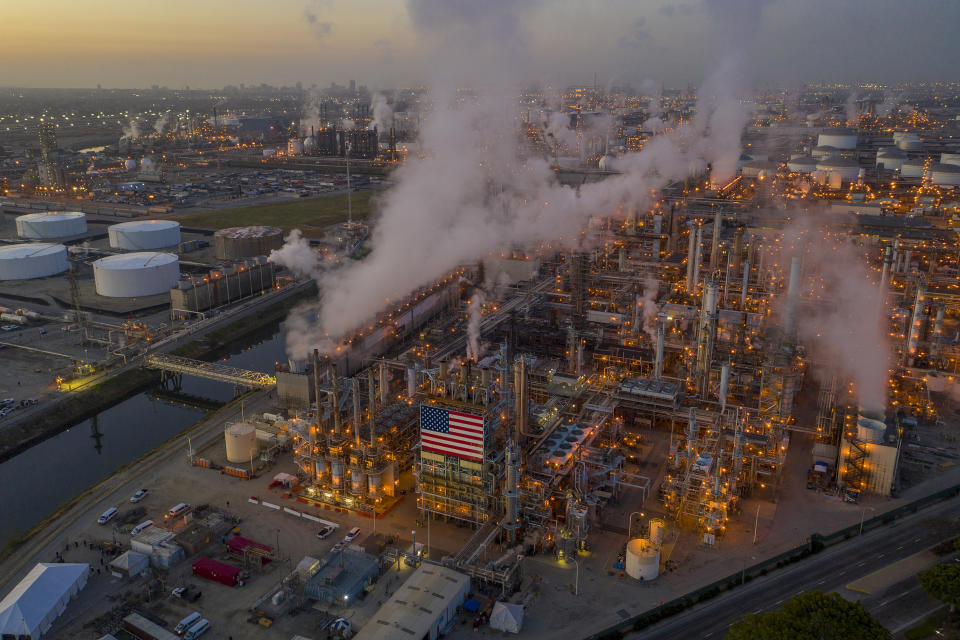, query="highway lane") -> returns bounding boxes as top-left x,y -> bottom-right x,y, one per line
624,497 -> 960,639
